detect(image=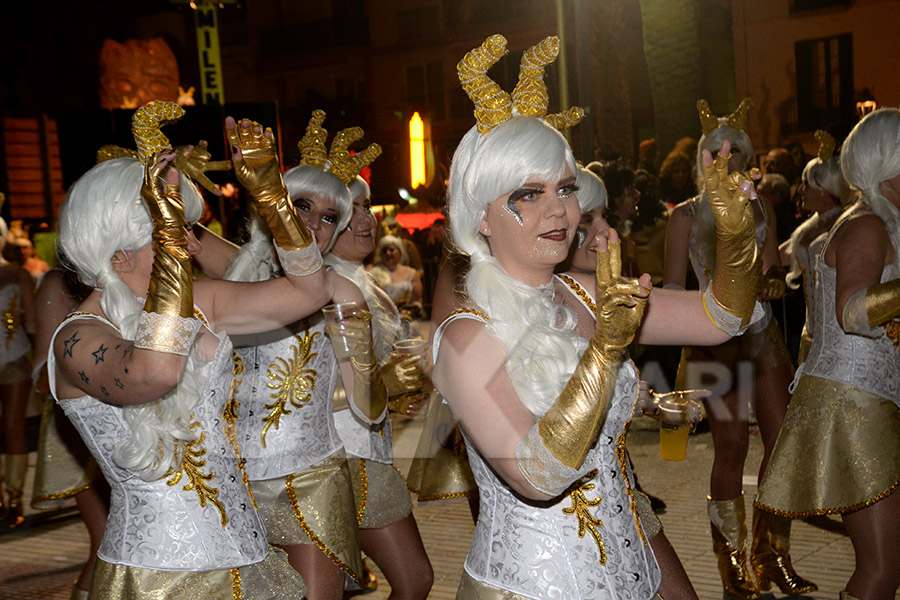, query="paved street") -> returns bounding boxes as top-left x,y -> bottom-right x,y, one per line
0,410 -> 889,599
